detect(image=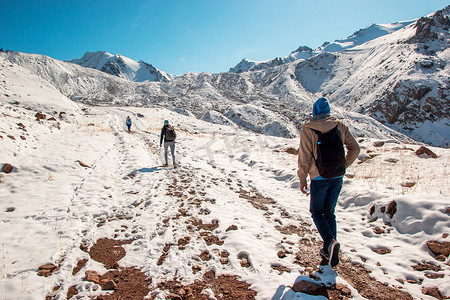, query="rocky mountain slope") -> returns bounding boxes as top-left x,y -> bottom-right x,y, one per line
1,6 -> 448,147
